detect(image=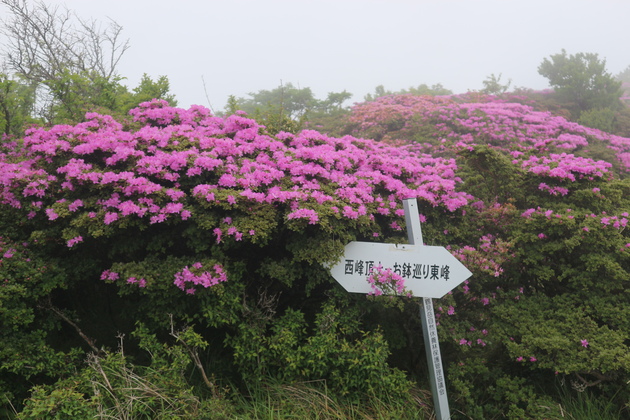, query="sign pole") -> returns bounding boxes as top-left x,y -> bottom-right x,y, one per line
329,199 -> 471,418
403,198 -> 451,420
